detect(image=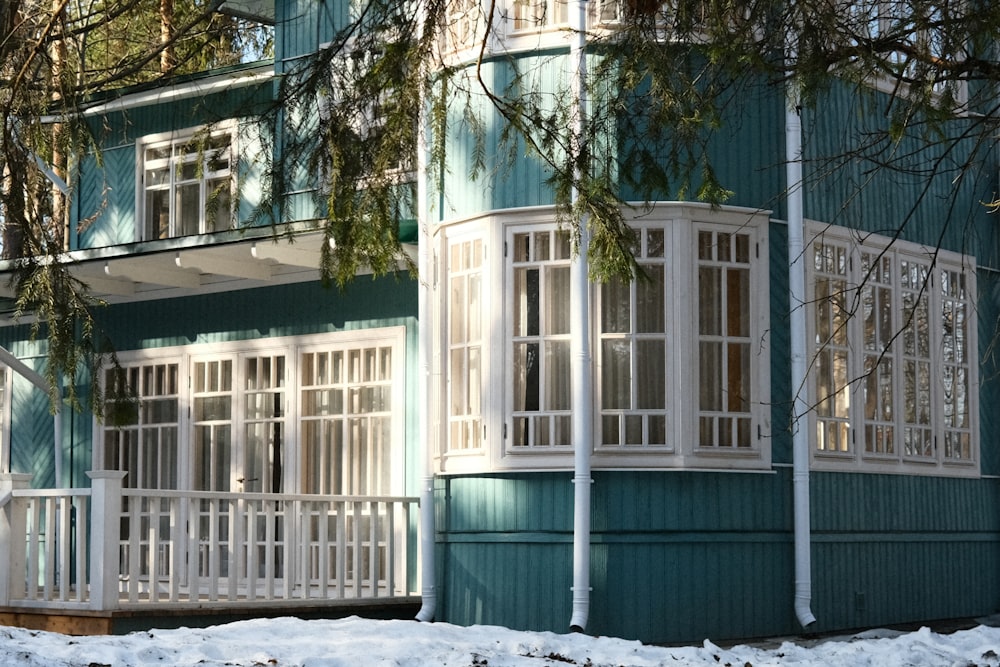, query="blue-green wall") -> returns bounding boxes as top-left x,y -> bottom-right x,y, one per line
438,467 -> 1000,644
